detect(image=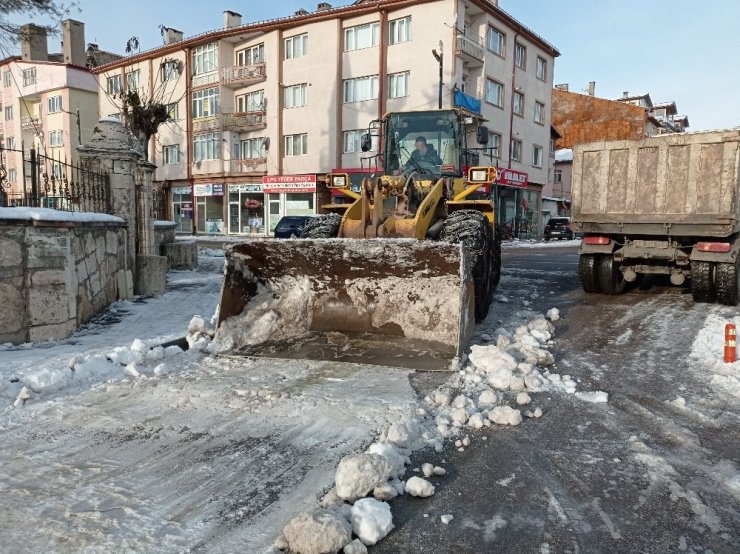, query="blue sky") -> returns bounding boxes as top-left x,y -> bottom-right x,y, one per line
7,0 -> 739,131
